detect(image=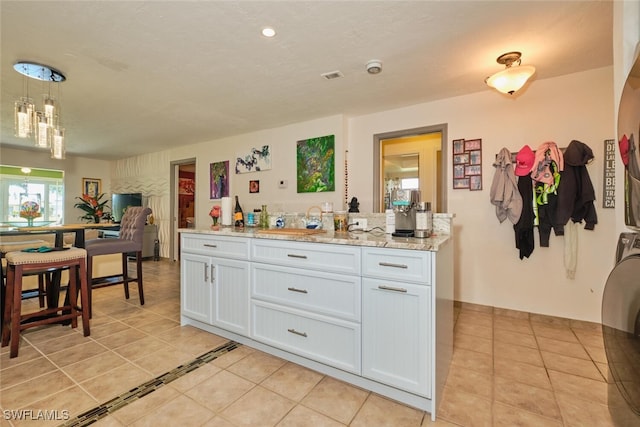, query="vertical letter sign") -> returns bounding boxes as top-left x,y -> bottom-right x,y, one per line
603,139 -> 615,208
